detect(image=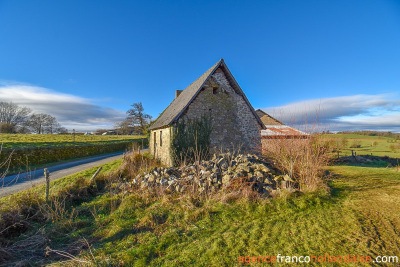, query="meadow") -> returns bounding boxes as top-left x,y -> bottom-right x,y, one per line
326,133 -> 400,158
0,134 -> 145,151
0,150 -> 399,265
